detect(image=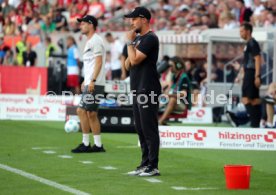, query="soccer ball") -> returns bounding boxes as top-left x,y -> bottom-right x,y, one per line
64,120 -> 80,133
